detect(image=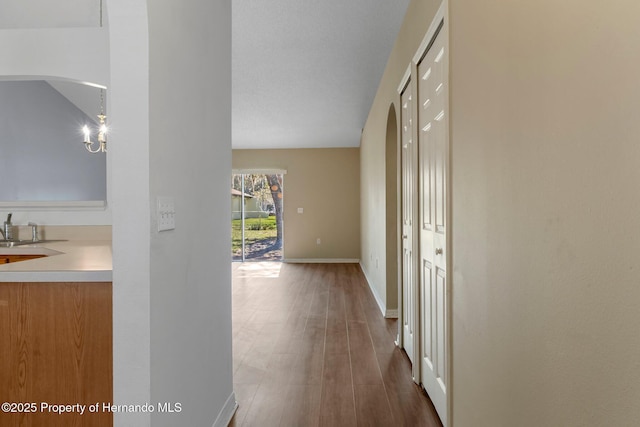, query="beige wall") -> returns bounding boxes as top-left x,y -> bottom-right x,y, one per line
233,148 -> 360,260
450,1 -> 640,425
360,0 -> 442,314
362,0 -> 640,425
